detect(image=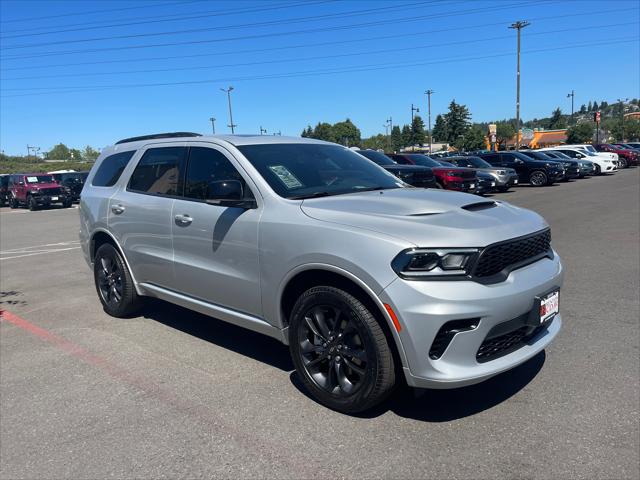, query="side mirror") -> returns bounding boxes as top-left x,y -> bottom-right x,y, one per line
205,180 -> 256,209
515,159 -> 524,164
18,181 -> 24,186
